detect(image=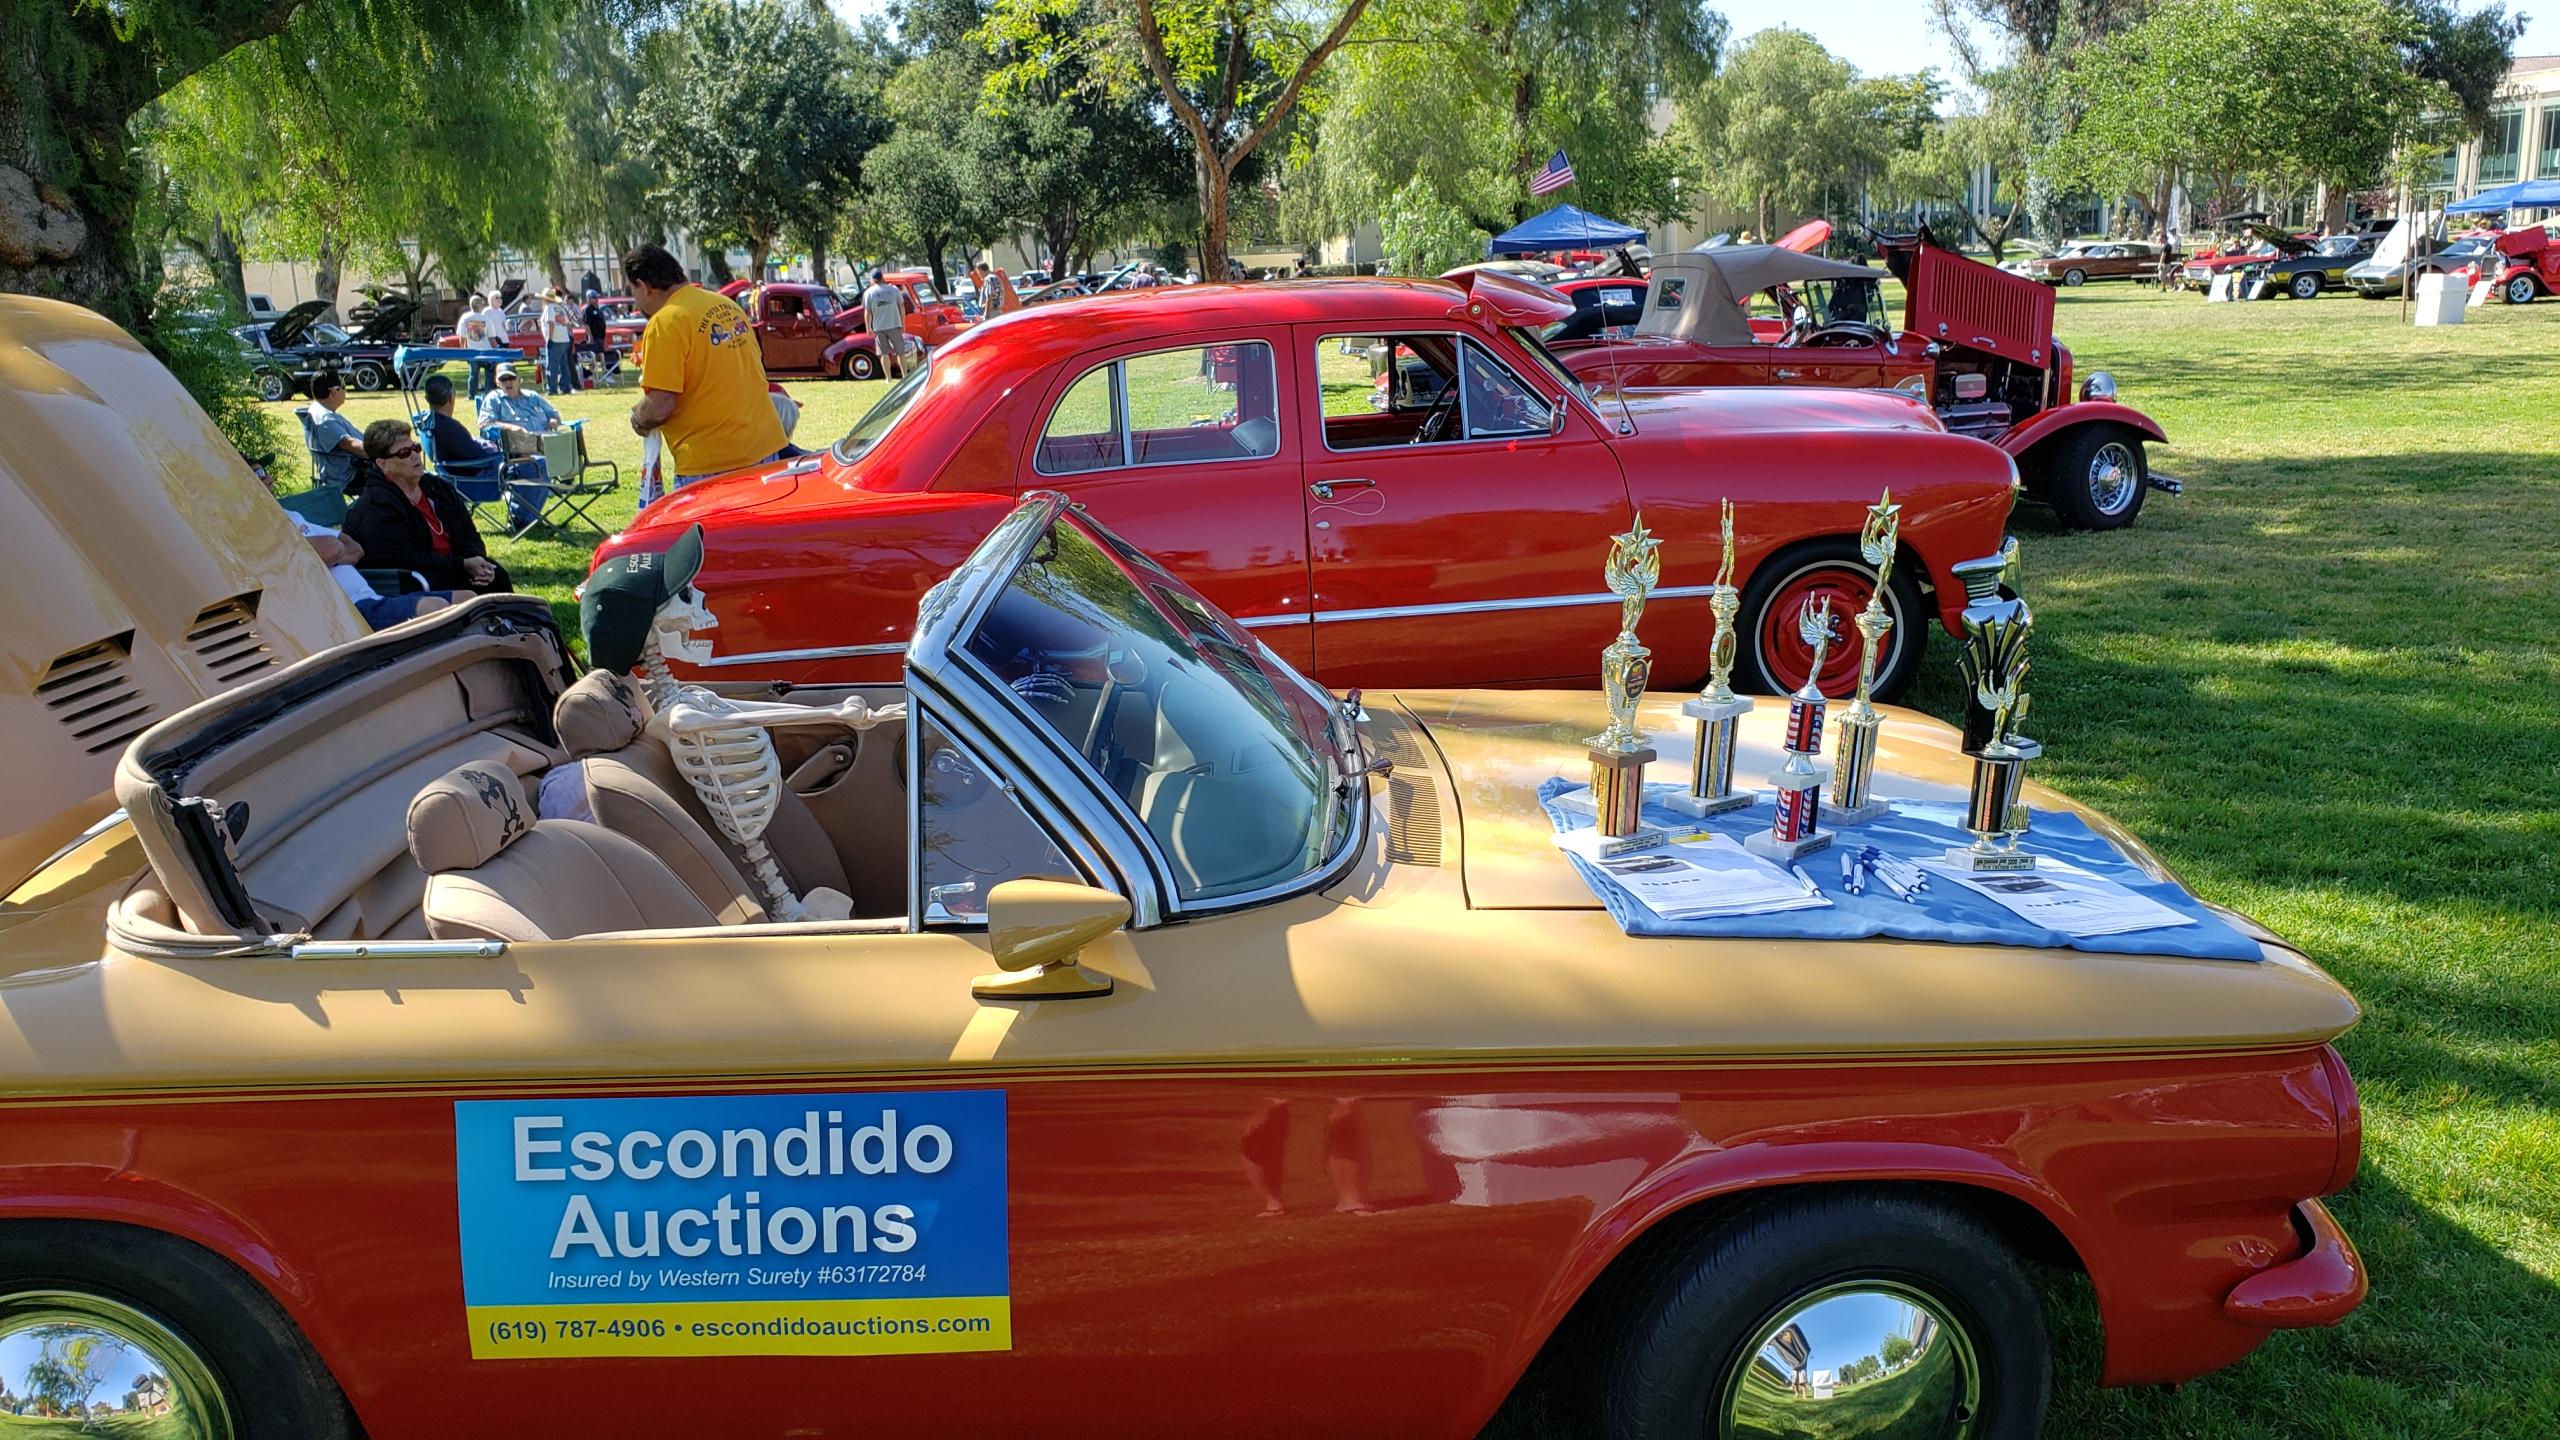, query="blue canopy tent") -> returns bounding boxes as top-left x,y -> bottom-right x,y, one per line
1486,204 -> 1647,256
2445,178 -> 2560,213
